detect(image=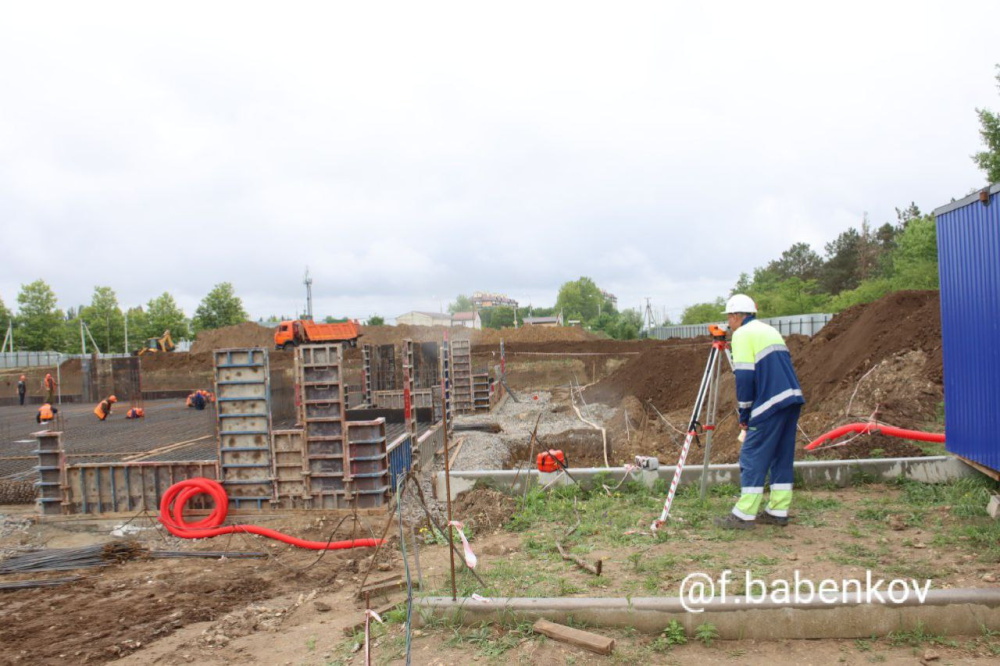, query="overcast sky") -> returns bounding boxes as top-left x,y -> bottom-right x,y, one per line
1,2 -> 998,324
